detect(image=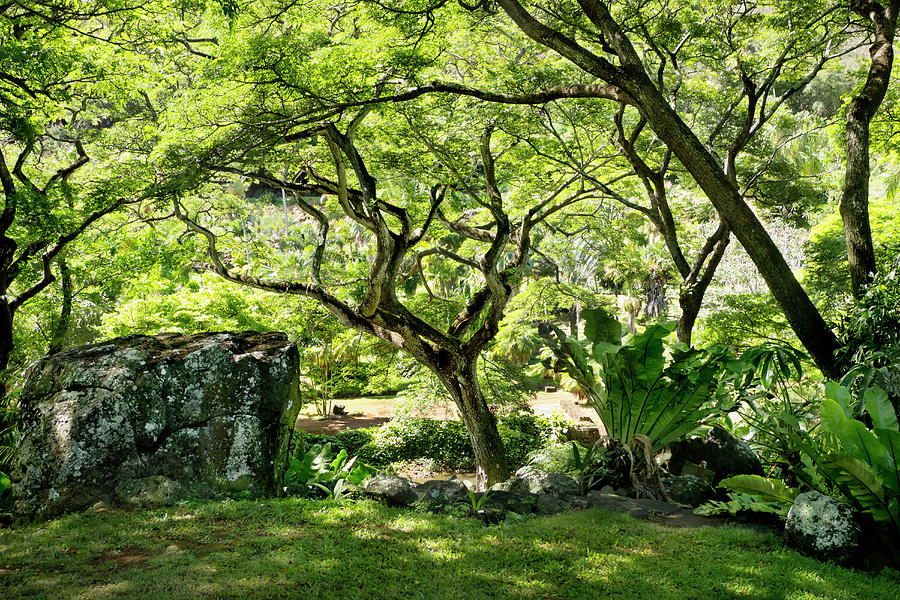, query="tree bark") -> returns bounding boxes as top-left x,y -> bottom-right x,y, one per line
495,0 -> 842,377
436,361 -> 510,490
0,297 -> 13,381
842,0 -> 899,298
